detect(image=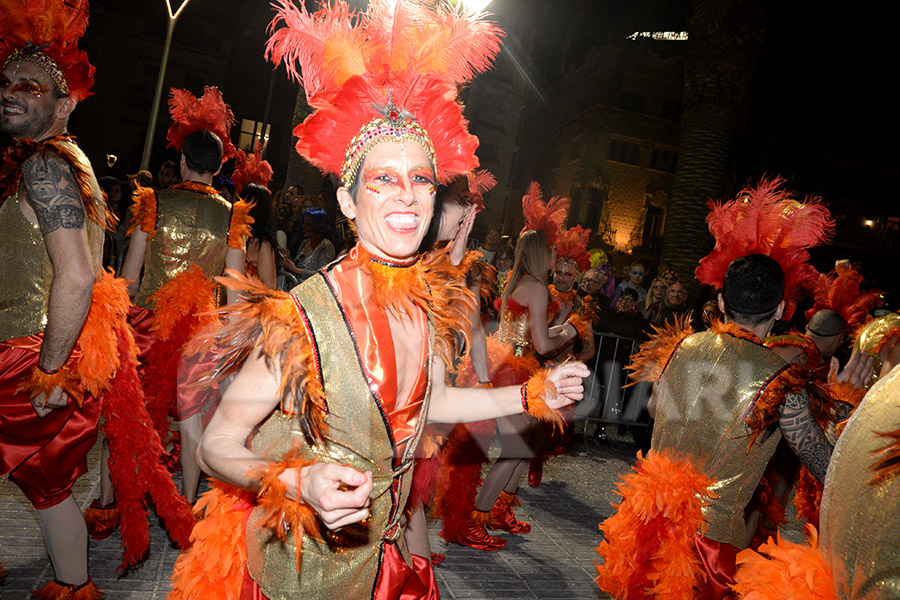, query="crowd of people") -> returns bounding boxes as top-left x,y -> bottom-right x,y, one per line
1,2 -> 896,600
